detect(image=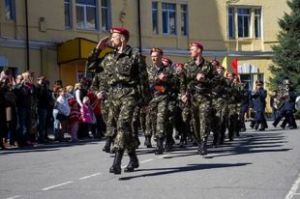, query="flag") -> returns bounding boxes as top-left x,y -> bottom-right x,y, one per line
222,56 -> 228,70
231,58 -> 238,75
